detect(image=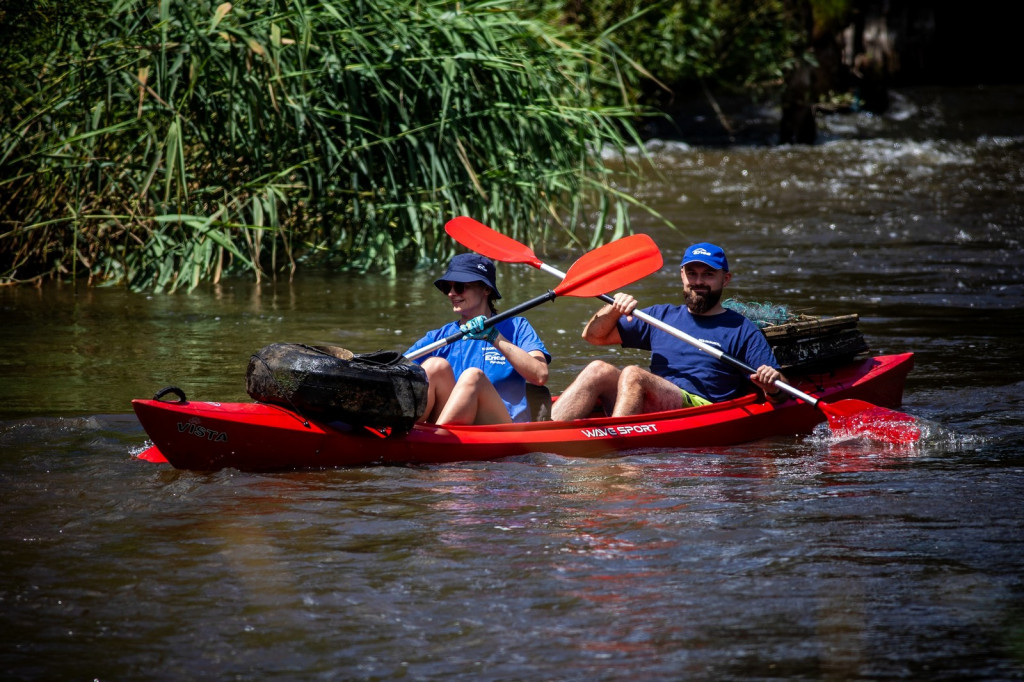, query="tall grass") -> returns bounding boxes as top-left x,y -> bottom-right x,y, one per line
0,0 -> 657,291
